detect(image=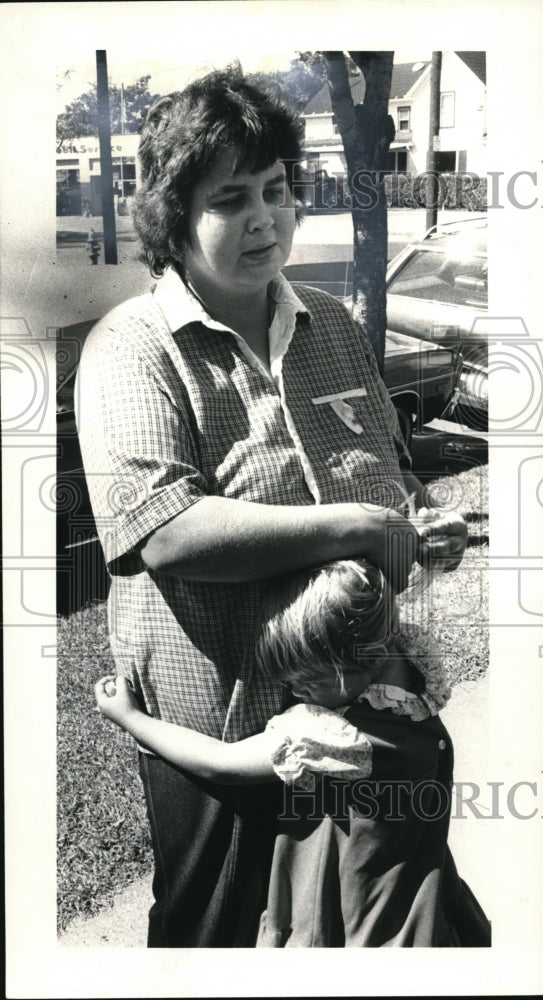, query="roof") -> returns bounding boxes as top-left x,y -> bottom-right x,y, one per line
389,61 -> 429,99
303,62 -> 429,115
303,74 -> 362,115
302,53 -> 486,116
455,51 -> 486,85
